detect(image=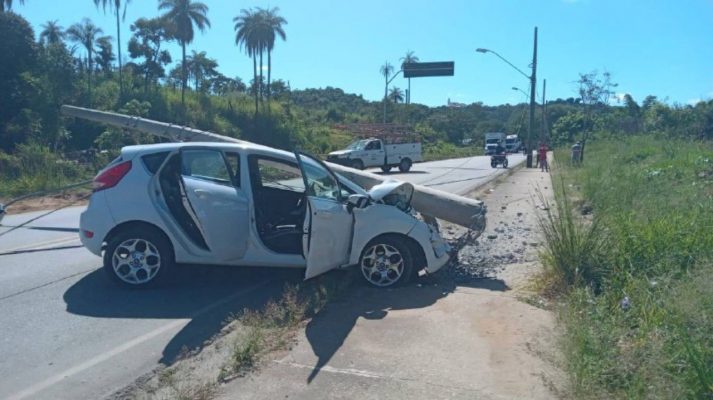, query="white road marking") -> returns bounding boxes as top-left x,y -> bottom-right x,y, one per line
6,280 -> 271,400
274,359 -> 385,379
